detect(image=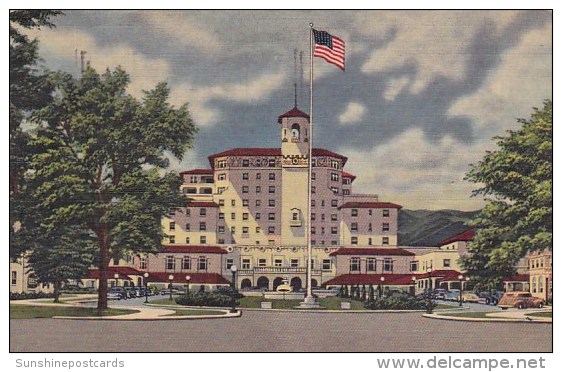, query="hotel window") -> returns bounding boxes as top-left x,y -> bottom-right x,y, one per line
243,213 -> 249,221
312,158 -> 317,167
321,227 -> 325,234
368,223 -> 372,232
11,271 -> 16,285
217,160 -> 226,168
198,256 -> 208,271
231,213 -> 236,220
311,240 -> 317,245
311,200 -> 316,207
331,227 -> 338,235
311,227 -> 316,235
532,277 -> 537,293
311,186 -> 316,194
255,213 -> 261,220
242,186 -> 249,193
255,199 -> 261,206
290,259 -> 299,268
311,213 -> 316,221
350,257 -> 360,271
200,208 -> 206,216
218,213 -> 224,220
190,176 -> 198,183
169,222 -> 175,231
383,258 -> 393,272
331,214 -> 338,221
410,261 -> 419,272
321,214 -> 325,221
269,186 -> 275,194
268,239 -> 275,245
311,172 -> 316,180
242,258 -> 251,269
226,258 -> 234,270
166,256 -> 175,270
322,259 -> 331,270
182,257 -> 191,270
219,199 -> 225,206
200,236 -> 207,244
242,199 -> 249,207
268,159 -> 276,167
351,236 -> 358,245
217,187 -> 225,194
350,223 -> 358,232
256,173 -> 261,179
321,200 -> 325,207
242,172 -> 249,180
268,213 -> 276,221
268,226 -> 275,234
186,209 -> 191,217
185,237 -> 190,244
218,225 -> 225,233
242,159 -> 249,167
185,187 -> 197,194
140,257 -> 147,270
538,276 -> 544,293
382,223 -> 390,232
169,235 -> 175,244
367,258 -> 376,272
231,226 -> 236,234
218,173 -> 226,181
274,259 -> 283,267
258,259 -> 267,267
255,227 -> 261,233
331,172 -> 339,181
256,186 -> 261,193
269,173 -> 276,180
292,212 -> 299,221
331,160 -> 339,169
331,187 -> 339,194
368,238 -> 373,246
331,240 -> 338,245
331,200 -> 338,207
242,226 -> 249,234
383,209 -> 390,217
351,208 -> 358,217
269,199 -> 275,207
199,222 -> 206,231
231,200 -> 236,207
443,259 -> 451,268
382,237 -> 389,245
